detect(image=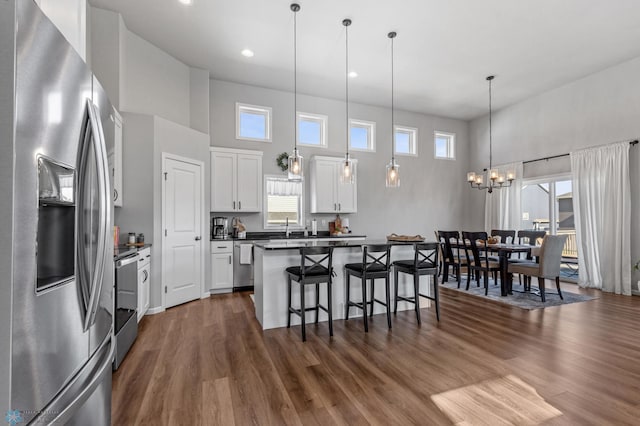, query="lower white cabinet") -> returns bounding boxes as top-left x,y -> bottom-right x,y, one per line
211,241 -> 233,291
137,247 -> 151,321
